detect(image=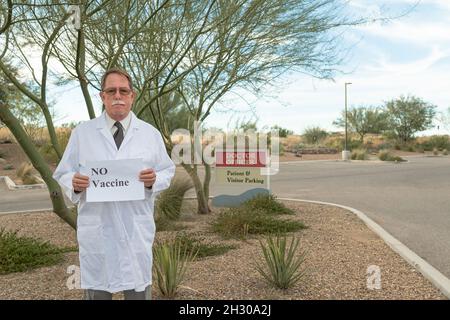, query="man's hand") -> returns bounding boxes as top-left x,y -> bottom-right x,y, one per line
139,168 -> 156,188
72,173 -> 90,192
